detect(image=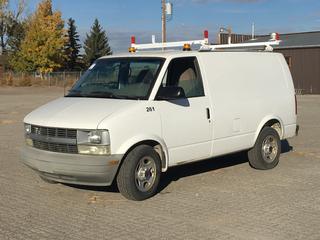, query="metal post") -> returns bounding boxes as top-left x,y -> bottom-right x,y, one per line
162,0 -> 166,43
63,71 -> 66,96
